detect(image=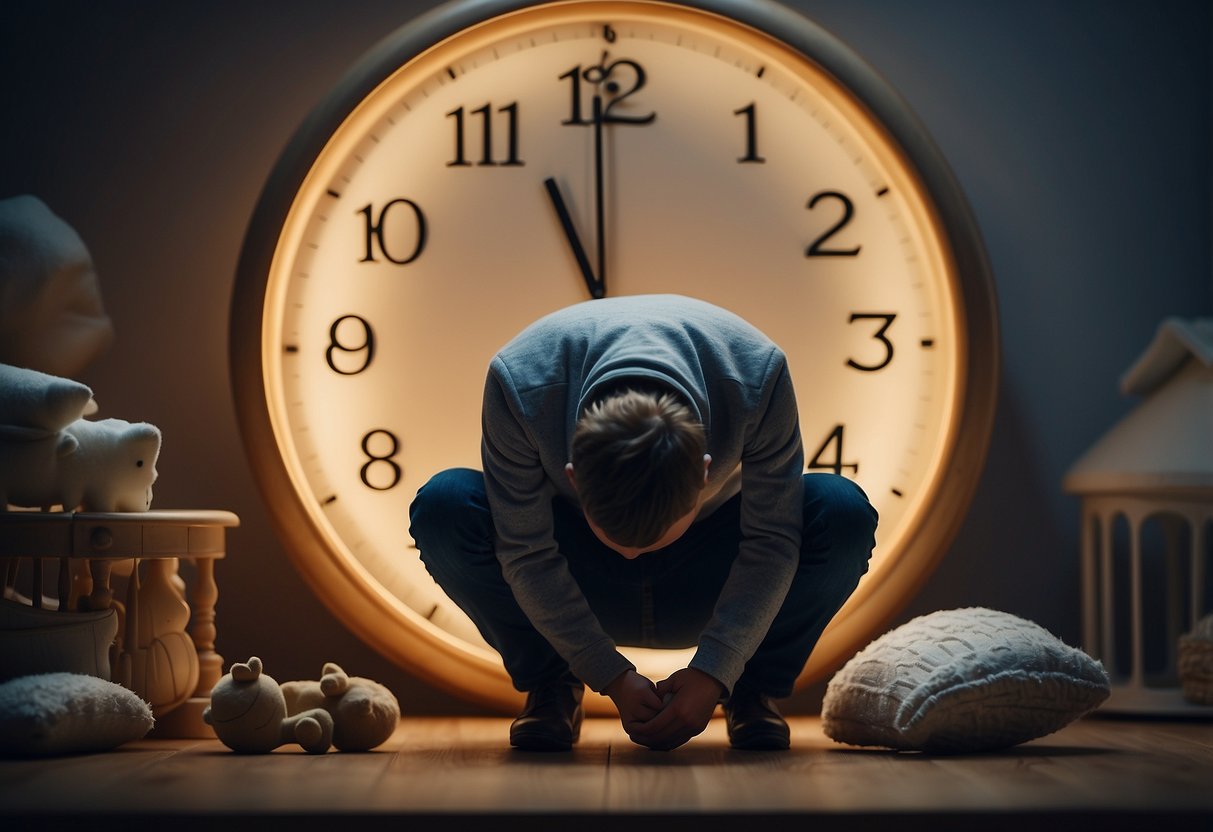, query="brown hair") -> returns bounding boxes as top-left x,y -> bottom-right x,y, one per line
571,387 -> 706,547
